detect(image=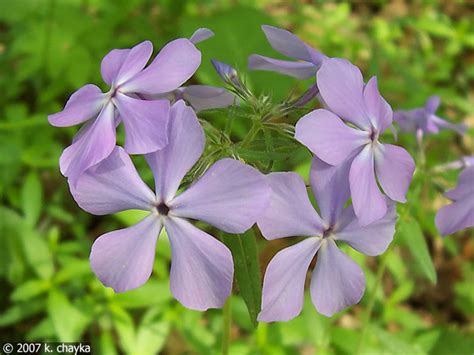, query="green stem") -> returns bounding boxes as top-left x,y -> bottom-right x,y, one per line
240,122 -> 261,148
221,297 -> 232,355
356,245 -> 391,354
